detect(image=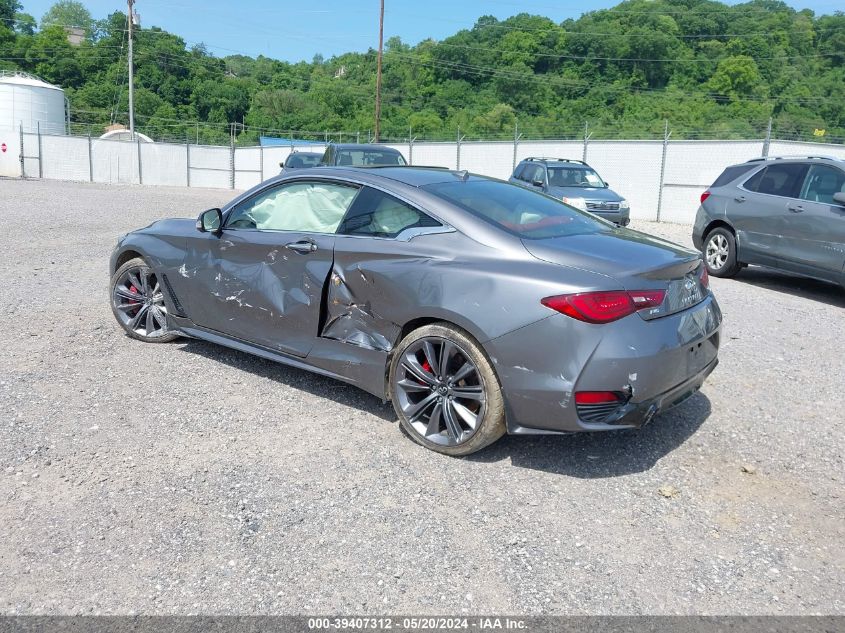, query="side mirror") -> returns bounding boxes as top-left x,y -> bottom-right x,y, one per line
833,192 -> 845,206
196,208 -> 223,235
532,177 -> 545,187
279,161 -> 285,169
604,182 -> 610,187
